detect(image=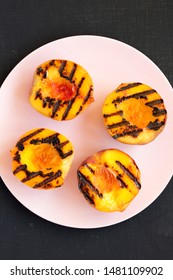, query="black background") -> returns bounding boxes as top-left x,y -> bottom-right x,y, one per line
0,0 -> 173,260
